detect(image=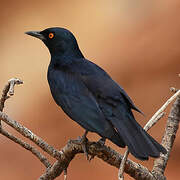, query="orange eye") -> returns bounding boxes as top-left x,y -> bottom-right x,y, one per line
49,33 -> 54,39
